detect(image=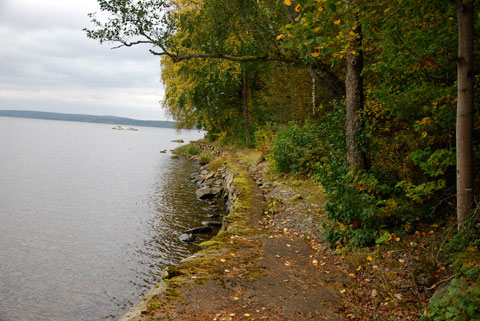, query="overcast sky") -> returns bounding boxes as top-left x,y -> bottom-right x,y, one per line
0,0 -> 169,120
